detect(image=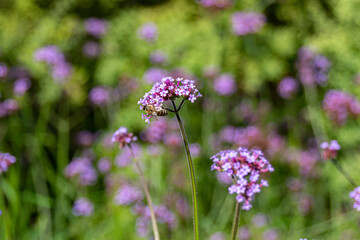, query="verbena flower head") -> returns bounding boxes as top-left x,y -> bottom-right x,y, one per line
64,157 -> 97,186
231,12 -> 266,36
138,76 -> 202,123
0,152 -> 16,173
320,140 -> 340,160
138,22 -> 158,42
114,184 -> 143,205
82,41 -> 101,58
149,50 -> 168,65
13,78 -> 31,96
349,186 -> 360,211
112,127 -> 137,148
0,63 -> 8,78
72,198 -> 94,216
213,73 -> 237,96
84,18 -> 107,38
323,90 -> 360,125
89,86 -> 110,106
211,147 -> 273,210
277,77 -> 299,99
34,45 -> 65,65
143,67 -> 169,84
